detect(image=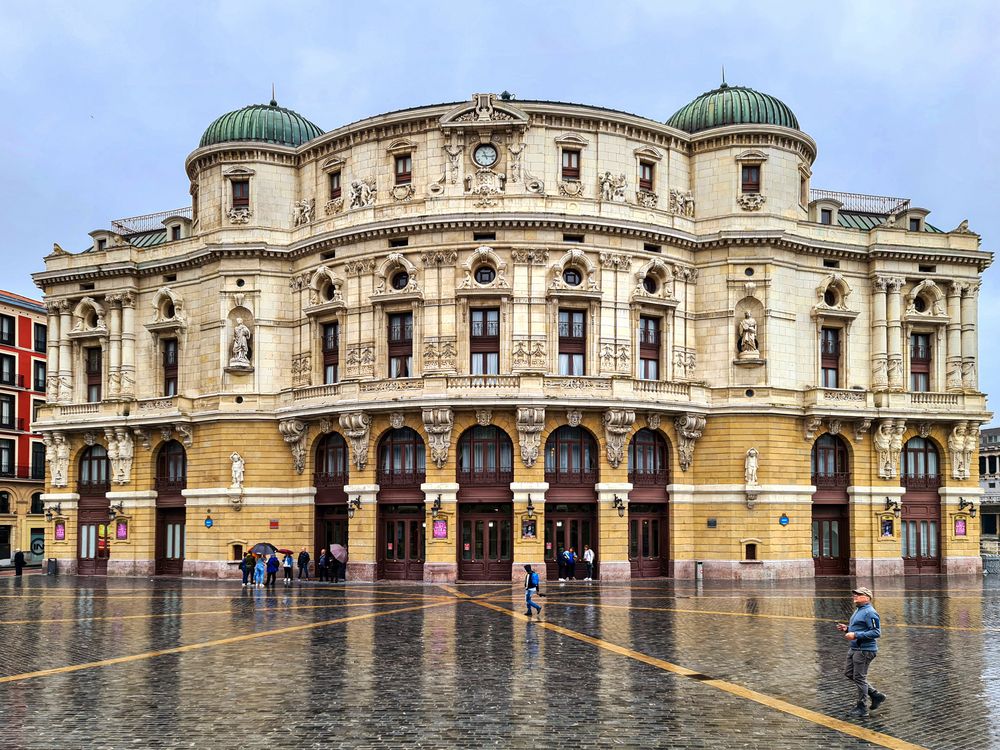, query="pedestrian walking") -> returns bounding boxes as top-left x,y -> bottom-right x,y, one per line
297,547 -> 311,580
523,564 -> 542,619
566,547 -> 577,580
282,552 -> 294,585
253,555 -> 266,587
317,550 -> 329,582
265,554 -> 279,586
837,586 -> 886,718
13,549 -> 25,576
582,544 -> 595,580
